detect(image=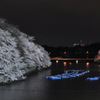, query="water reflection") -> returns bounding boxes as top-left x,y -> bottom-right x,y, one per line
51,60 -> 100,76
63,62 -> 67,66
86,62 -> 90,67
